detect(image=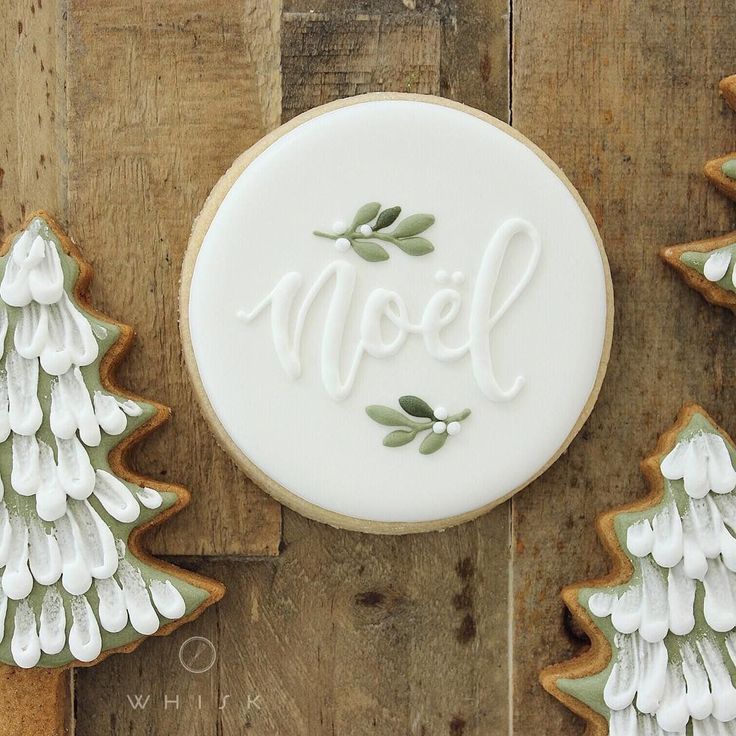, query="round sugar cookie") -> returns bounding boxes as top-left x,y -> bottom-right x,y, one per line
181,94 -> 613,533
